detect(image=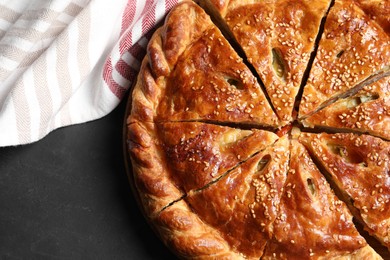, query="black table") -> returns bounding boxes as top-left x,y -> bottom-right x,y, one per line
0,98 -> 175,259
